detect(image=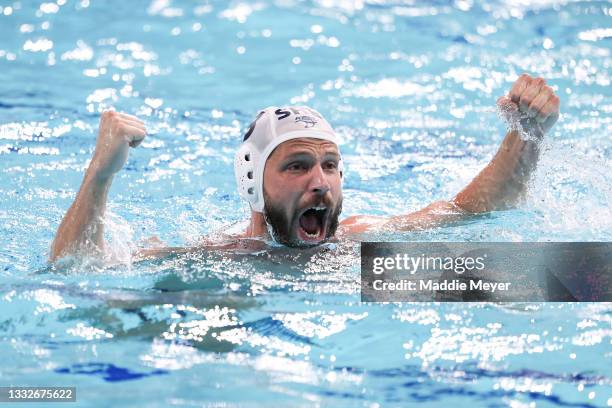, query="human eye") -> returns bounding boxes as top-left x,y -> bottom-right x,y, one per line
286,161 -> 307,172
323,160 -> 338,170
